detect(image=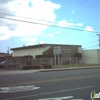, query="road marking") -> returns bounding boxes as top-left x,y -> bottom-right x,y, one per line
45,75 -> 46,76
0,85 -> 40,93
72,99 -> 83,100
0,74 -> 100,87
20,77 -> 21,78
2,86 -> 91,100
38,96 -> 73,100
38,97 -> 84,100
7,78 -> 8,79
